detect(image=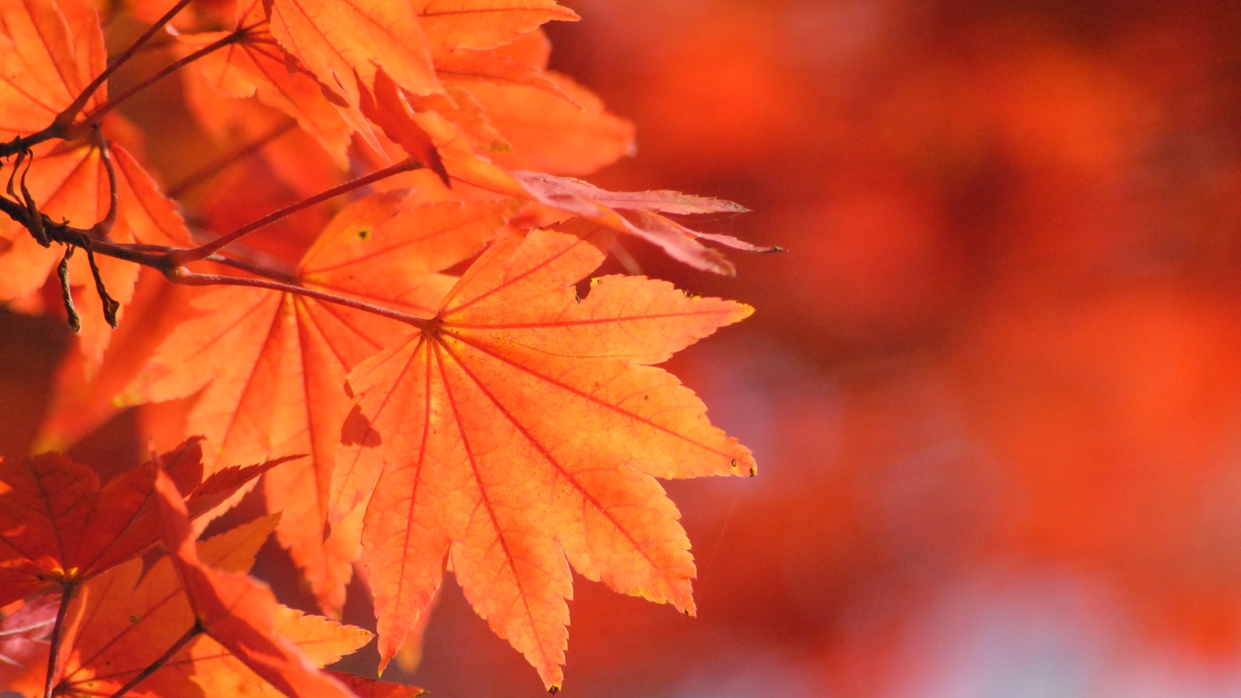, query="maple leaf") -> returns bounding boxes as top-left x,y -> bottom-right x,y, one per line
153,469 -> 362,698
359,70 -> 451,184
513,171 -> 775,275
266,0 -> 440,107
432,45 -> 575,100
413,0 -> 578,52
53,512 -> 372,697
327,672 -> 425,697
331,223 -> 755,689
0,438 -> 279,606
35,268 -> 199,452
126,190 -> 523,615
467,72 -> 635,176
0,0 -> 105,141
179,0 -> 355,165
